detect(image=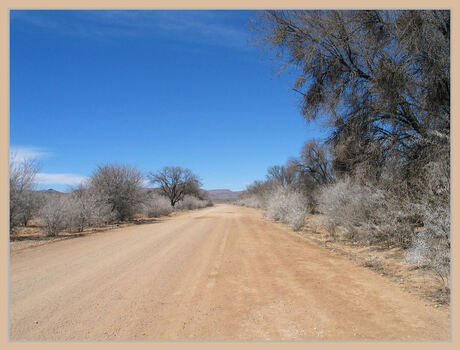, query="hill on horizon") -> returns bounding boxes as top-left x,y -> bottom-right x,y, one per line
206,189 -> 243,202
